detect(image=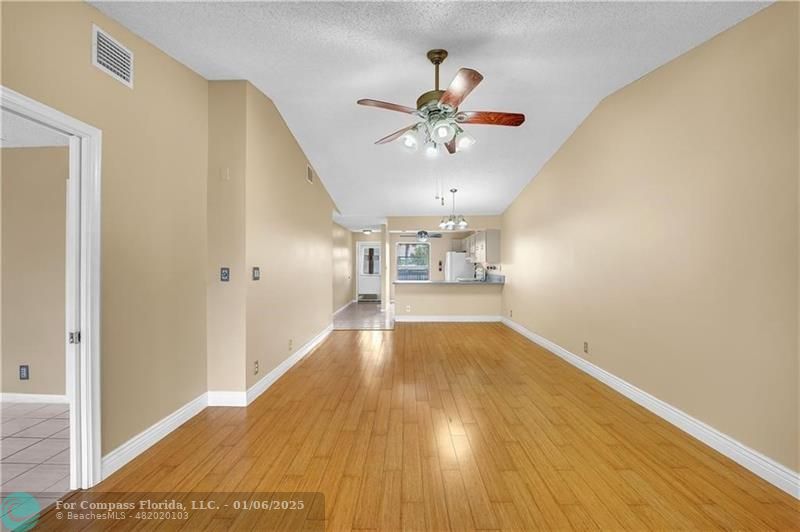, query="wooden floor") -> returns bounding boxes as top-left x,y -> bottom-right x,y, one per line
43,323 -> 798,530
